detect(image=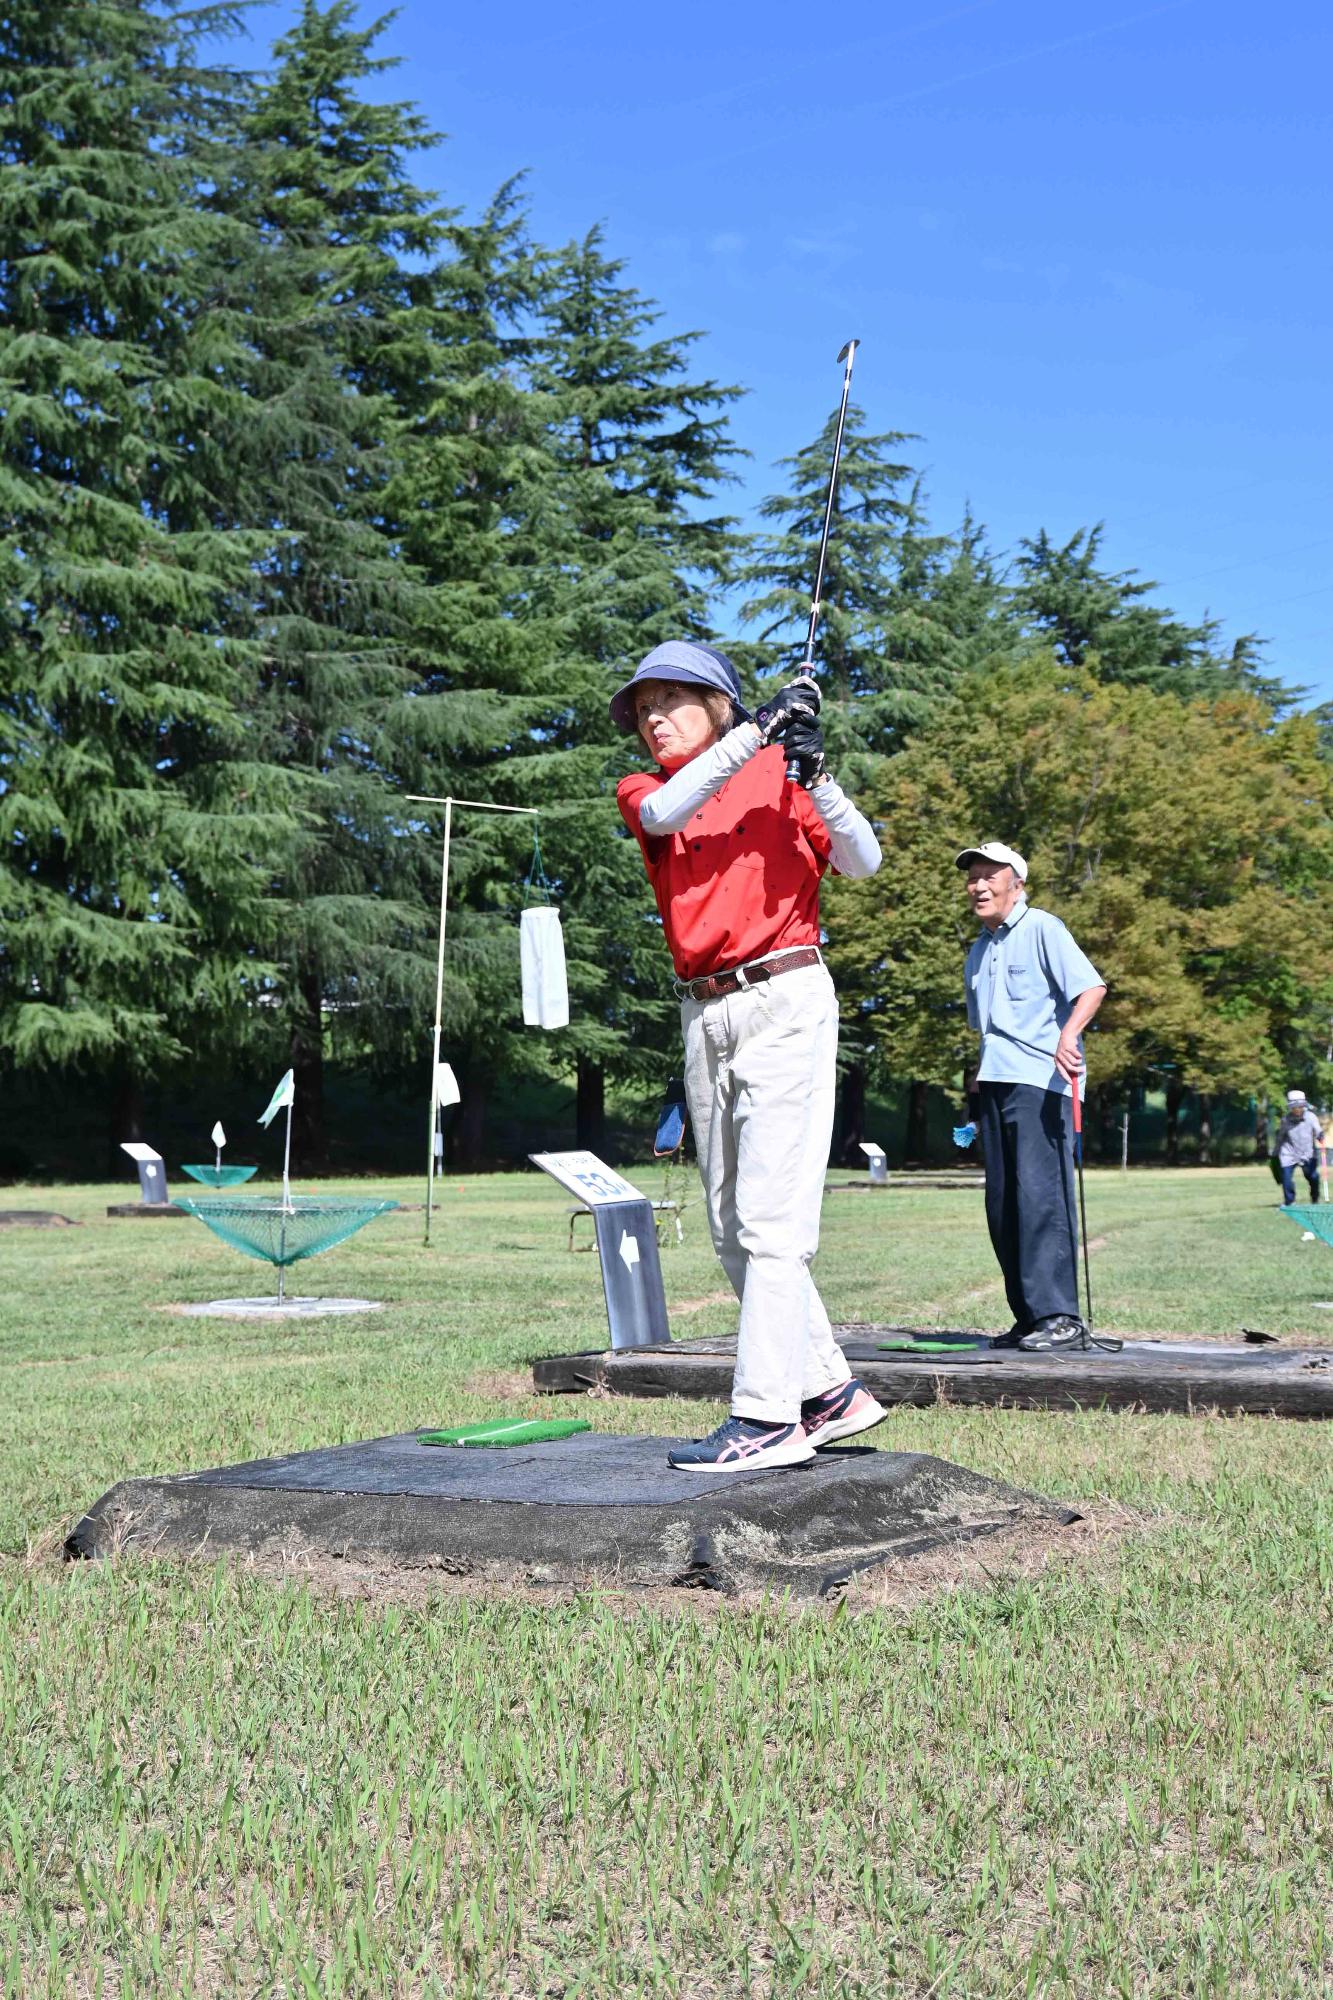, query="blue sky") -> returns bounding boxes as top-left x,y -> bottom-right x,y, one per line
231,1 -> 1333,705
